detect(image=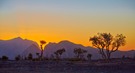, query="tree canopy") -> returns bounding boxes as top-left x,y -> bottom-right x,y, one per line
89,33 -> 126,60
